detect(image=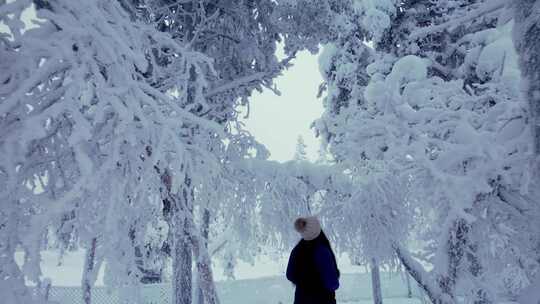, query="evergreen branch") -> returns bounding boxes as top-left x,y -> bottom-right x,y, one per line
409,0 -> 507,41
